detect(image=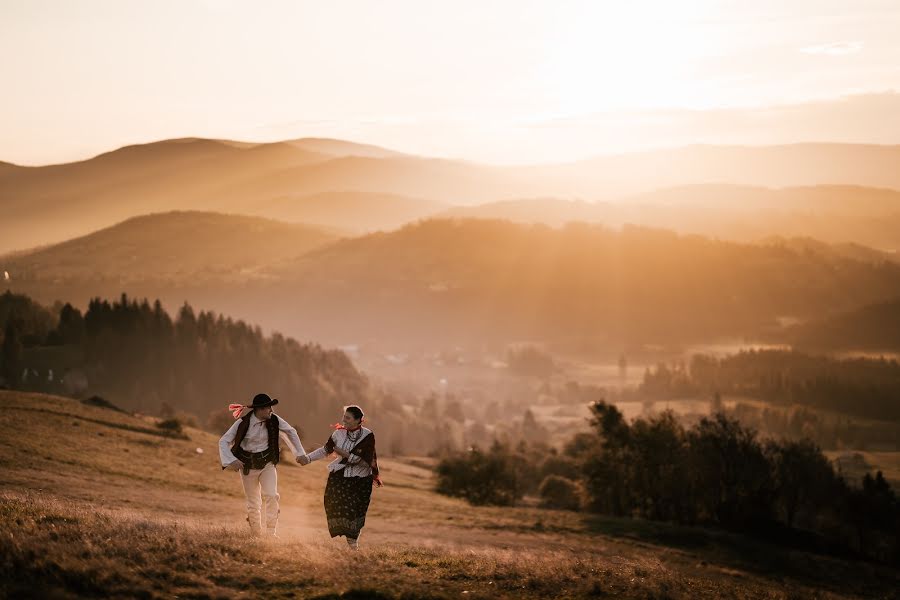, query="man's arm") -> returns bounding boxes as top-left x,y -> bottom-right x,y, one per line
276,416 -> 307,458
219,419 -> 243,468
